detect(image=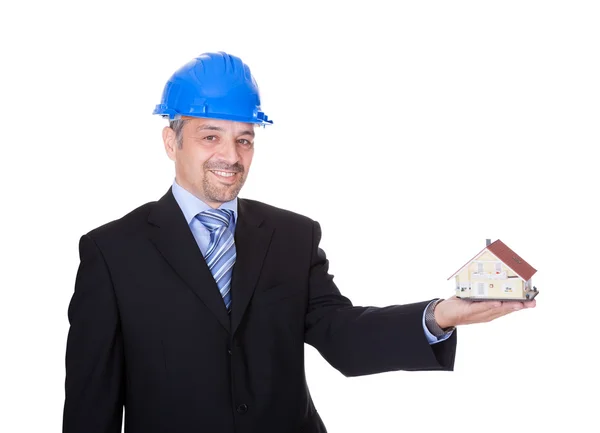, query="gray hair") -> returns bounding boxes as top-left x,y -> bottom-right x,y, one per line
169,119 -> 188,149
